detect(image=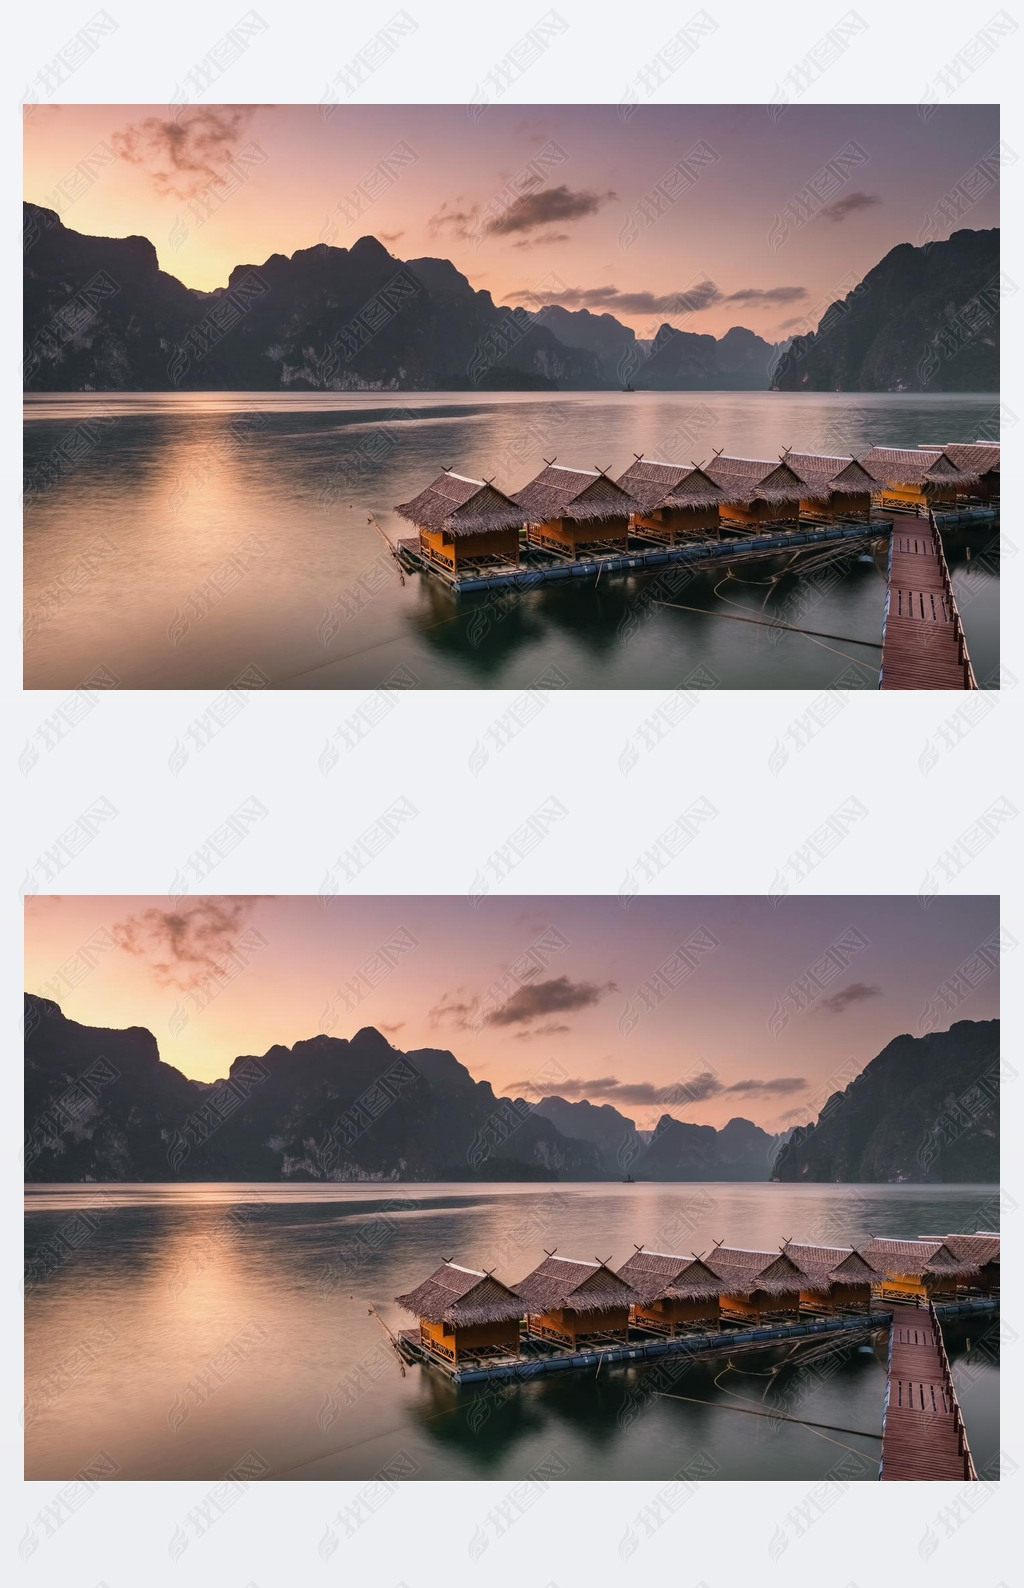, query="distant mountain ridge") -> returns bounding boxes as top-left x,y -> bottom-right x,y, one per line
771,228 -> 999,392
26,203 -> 984,394
24,996 -> 998,1184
